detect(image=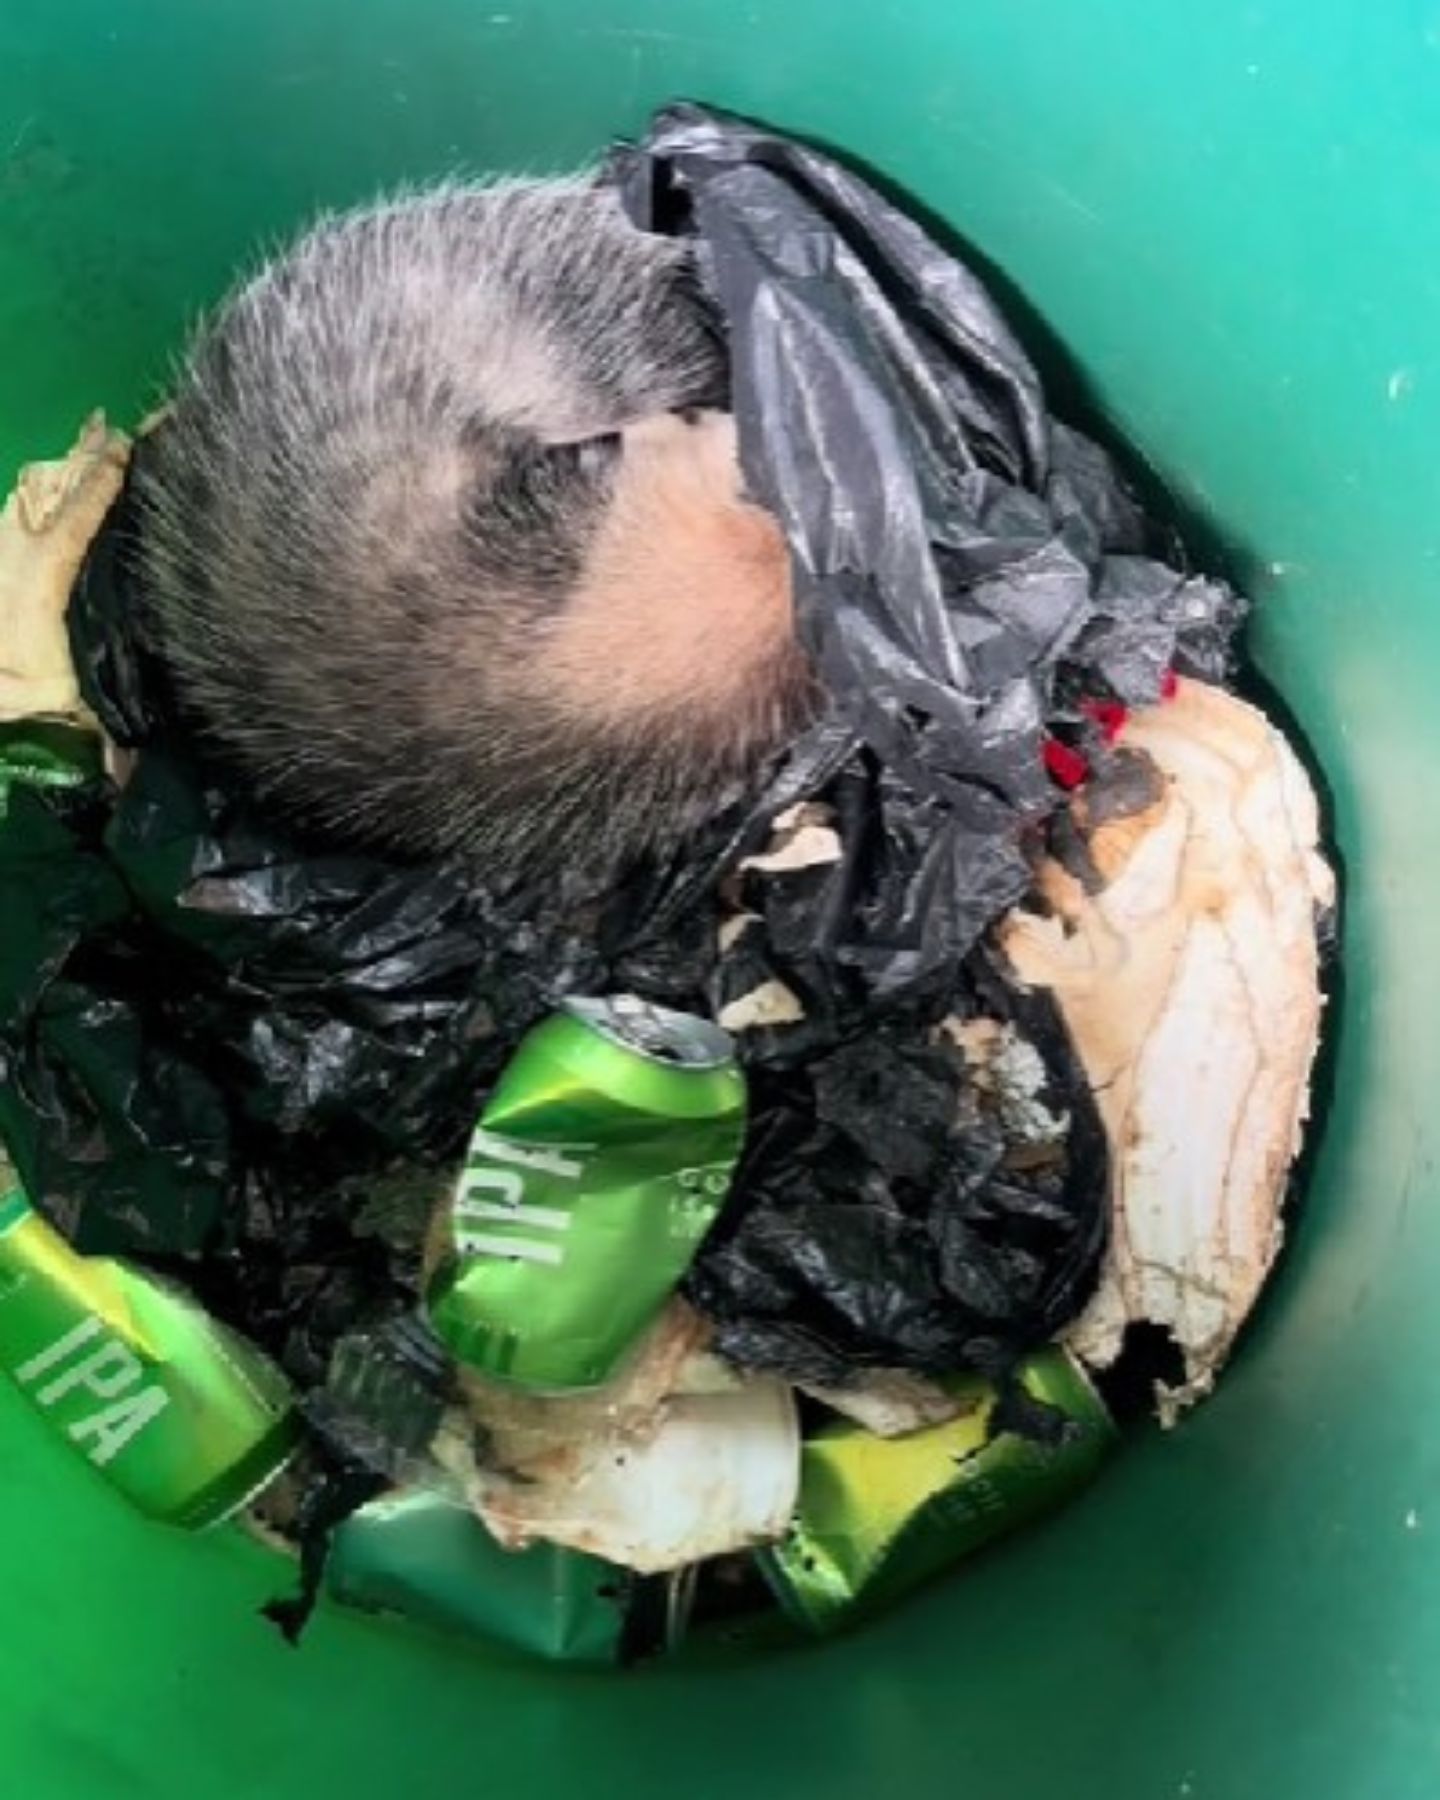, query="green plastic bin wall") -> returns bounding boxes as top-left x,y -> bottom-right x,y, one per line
0,2 -> 1431,1795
